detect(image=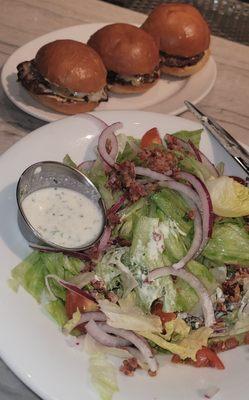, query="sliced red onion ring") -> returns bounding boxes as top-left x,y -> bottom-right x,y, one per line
29,243 -> 91,261
158,181 -> 201,208
77,160 -> 94,172
84,113 -> 108,129
98,225 -> 112,253
45,274 -> 96,302
148,267 -> 215,327
85,320 -> 130,348
188,141 -> 219,177
188,140 -> 202,162
172,203 -> 203,270
176,172 -> 214,252
101,324 -> 158,373
107,195 -> 126,215
98,122 -> 122,166
63,311 -> 107,335
135,166 -> 173,181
